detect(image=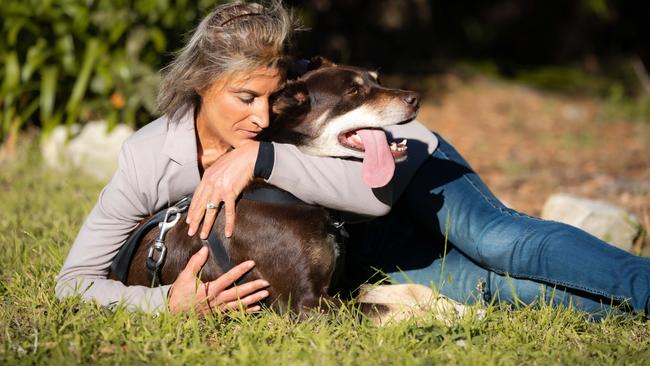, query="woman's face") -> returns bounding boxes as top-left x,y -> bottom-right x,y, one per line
197,67 -> 282,149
